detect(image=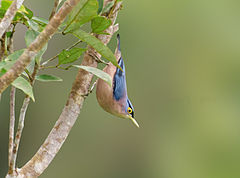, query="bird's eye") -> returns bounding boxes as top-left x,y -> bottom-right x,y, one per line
128,107 -> 132,114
